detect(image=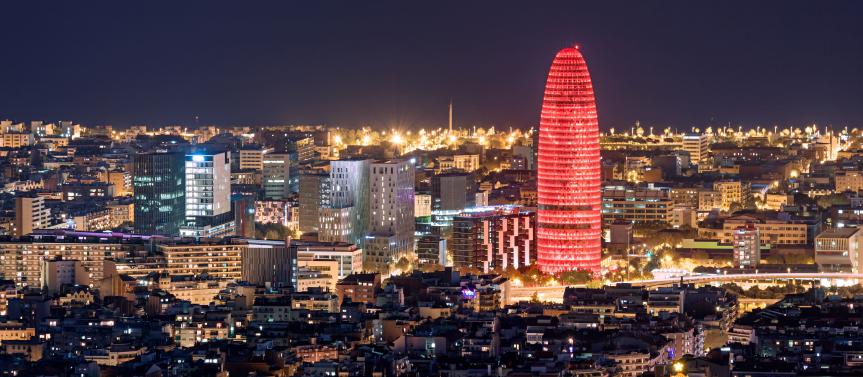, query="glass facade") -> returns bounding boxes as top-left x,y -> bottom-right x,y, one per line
132,151 -> 185,235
